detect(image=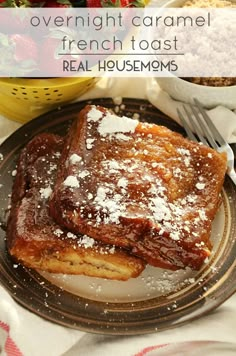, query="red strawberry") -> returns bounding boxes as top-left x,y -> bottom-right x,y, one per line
102,0 -> 130,6
10,34 -> 38,62
44,0 -> 72,7
86,0 -> 101,6
39,37 -> 67,76
86,0 -> 144,6
0,33 -> 38,75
